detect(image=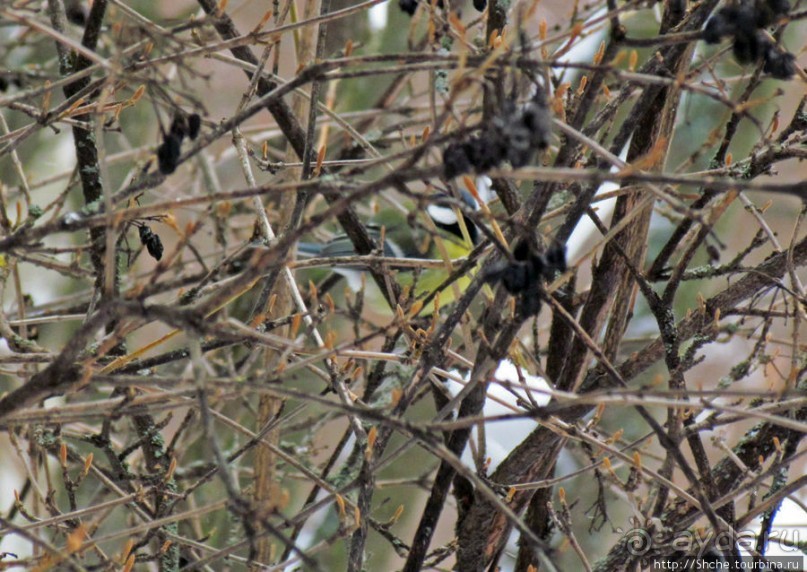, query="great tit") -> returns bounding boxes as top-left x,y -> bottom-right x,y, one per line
298,179 -> 492,315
